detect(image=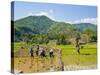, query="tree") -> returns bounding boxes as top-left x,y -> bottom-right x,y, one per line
56,33 -> 67,45
83,28 -> 97,43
